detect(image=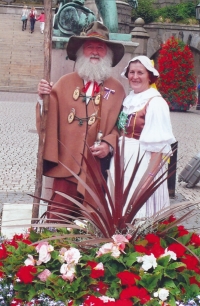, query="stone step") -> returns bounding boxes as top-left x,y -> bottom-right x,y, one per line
0,12 -> 44,93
